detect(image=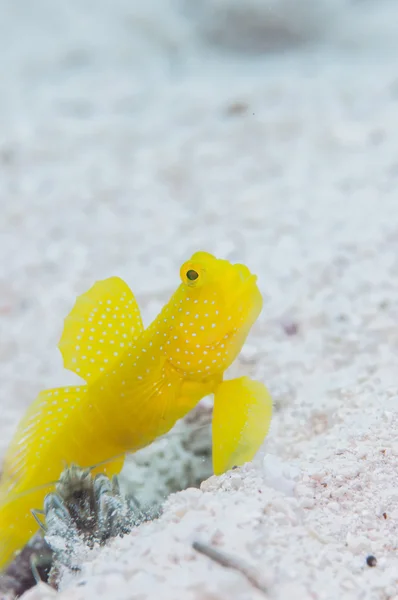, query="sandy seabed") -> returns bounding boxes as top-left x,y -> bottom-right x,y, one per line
1,0 -> 398,598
